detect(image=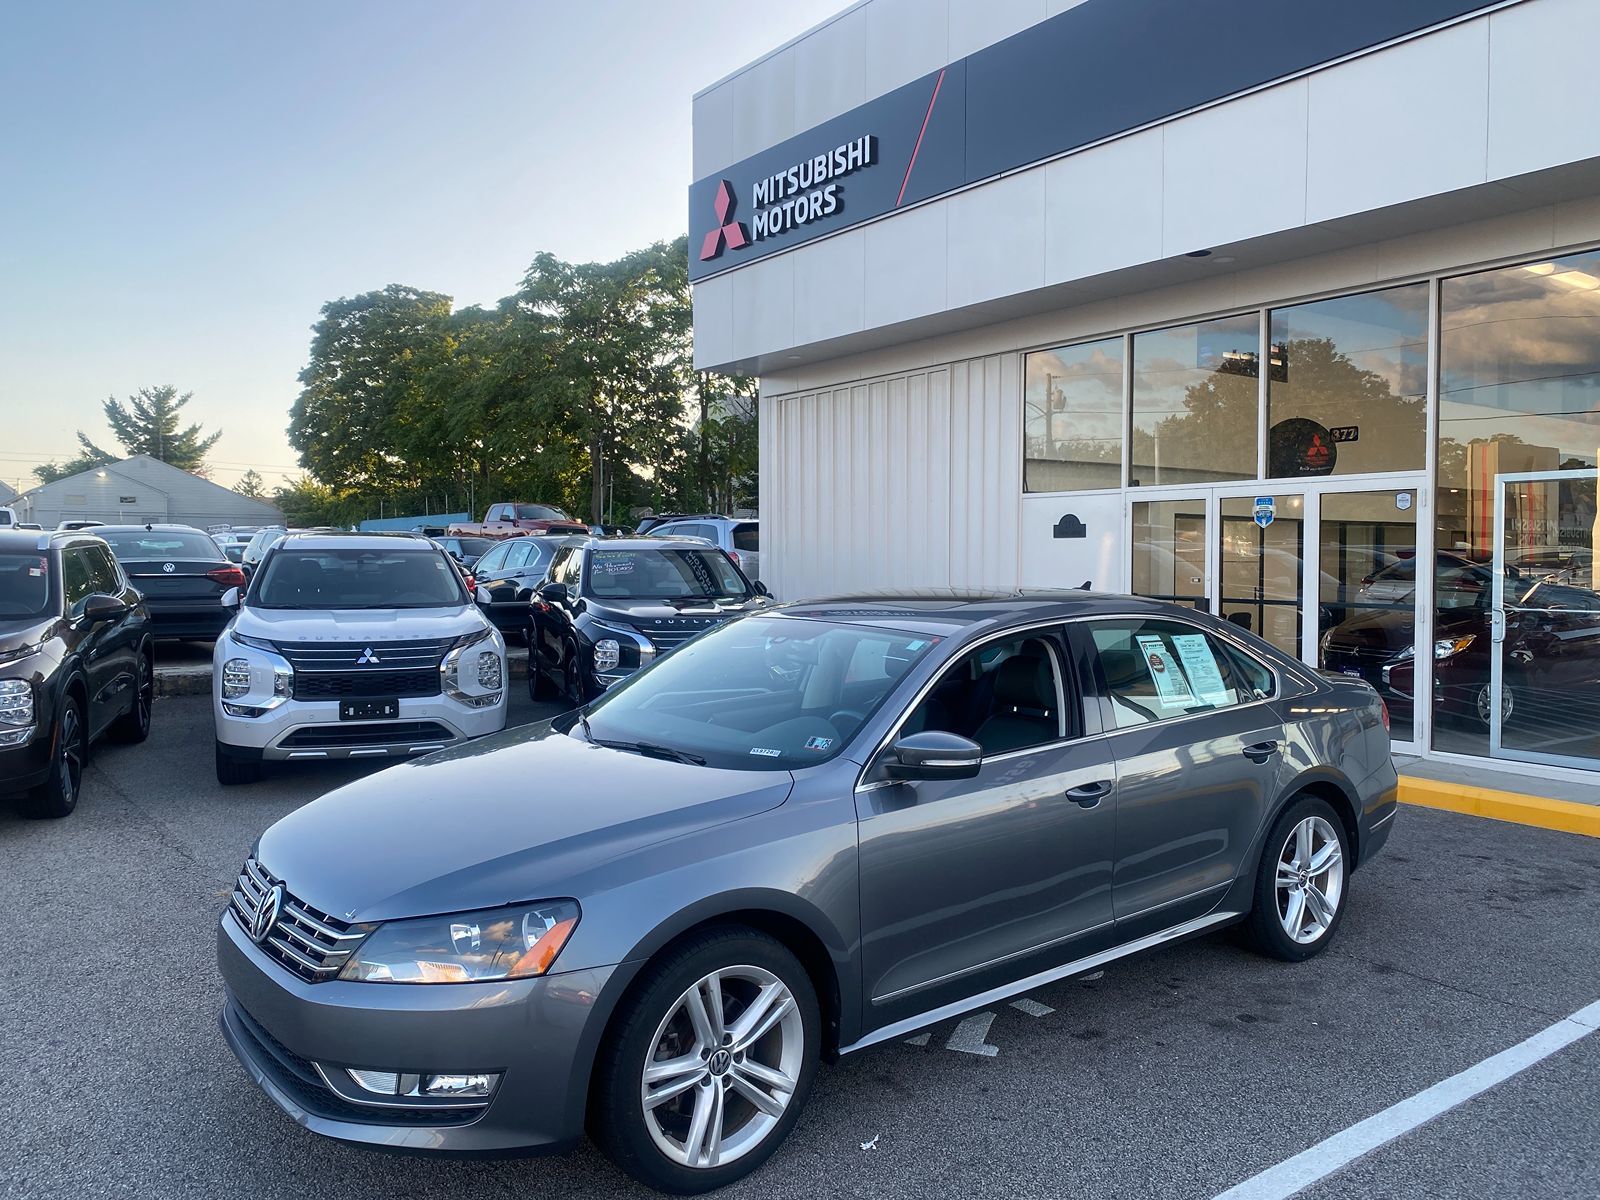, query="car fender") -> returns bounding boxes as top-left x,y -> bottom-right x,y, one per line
1240,763 -> 1364,889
